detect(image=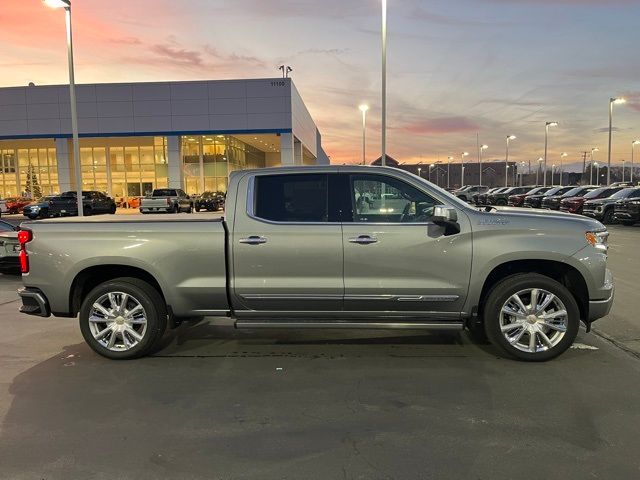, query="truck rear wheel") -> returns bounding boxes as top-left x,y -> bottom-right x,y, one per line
483,273 -> 580,362
79,277 -> 167,359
